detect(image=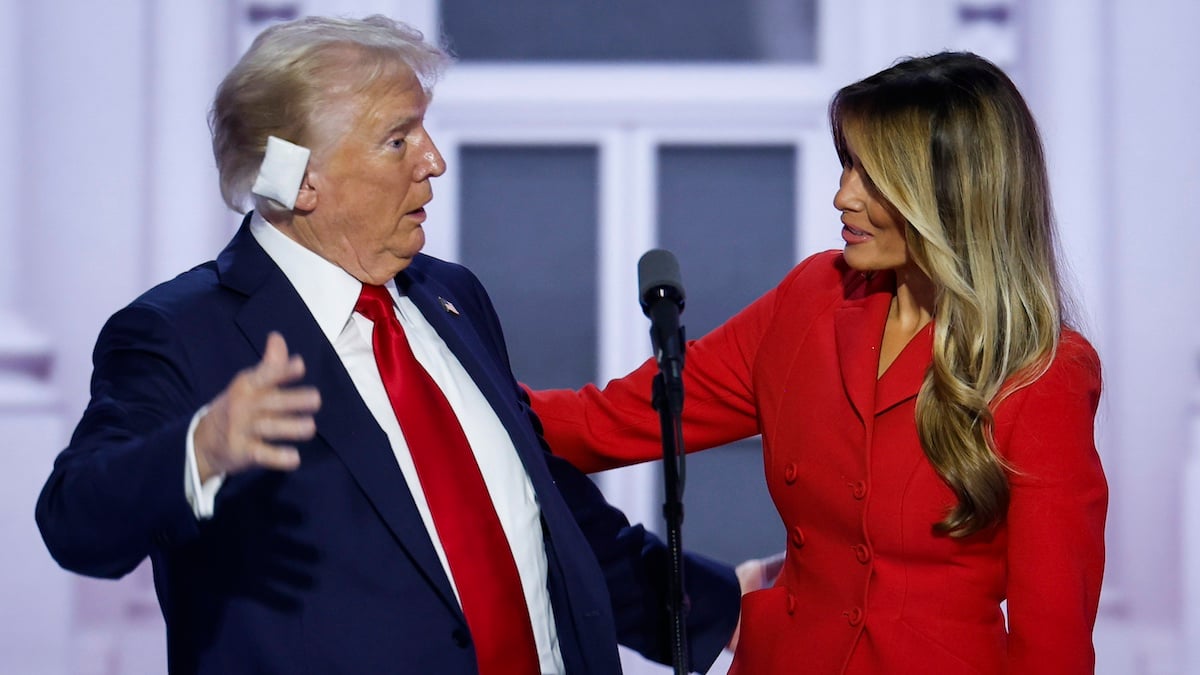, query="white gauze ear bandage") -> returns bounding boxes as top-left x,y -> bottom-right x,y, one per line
251,136 -> 311,210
